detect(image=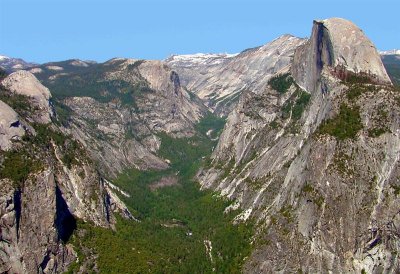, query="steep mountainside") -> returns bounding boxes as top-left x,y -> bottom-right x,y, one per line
1,17 -> 399,274
0,71 -> 133,273
0,55 -> 36,72
199,18 -> 400,273
28,58 -> 206,177
1,58 -> 250,272
166,35 -> 306,115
